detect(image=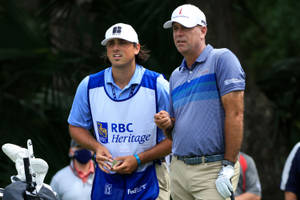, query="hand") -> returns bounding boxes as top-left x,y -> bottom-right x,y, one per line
111,155 -> 138,174
215,164 -> 234,198
154,110 -> 175,134
95,145 -> 113,173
